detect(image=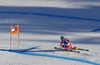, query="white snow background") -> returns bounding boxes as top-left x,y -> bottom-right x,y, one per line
0,0 -> 100,65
